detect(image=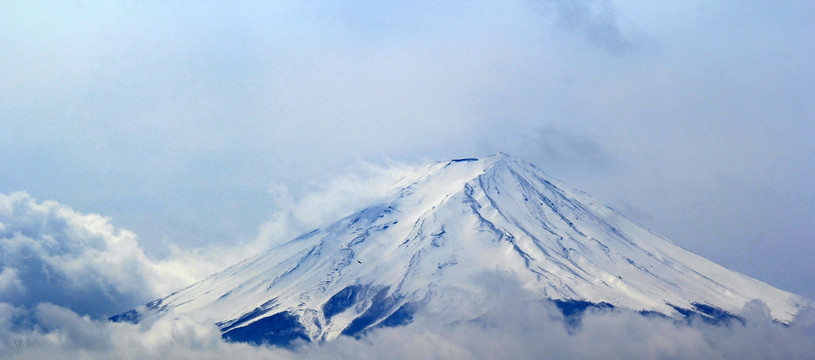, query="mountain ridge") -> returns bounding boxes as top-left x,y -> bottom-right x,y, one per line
117,153 -> 808,346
